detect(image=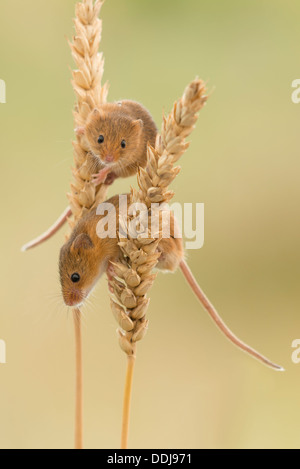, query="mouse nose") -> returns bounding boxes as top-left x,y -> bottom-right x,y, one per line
64,290 -> 83,307
105,154 -> 114,163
